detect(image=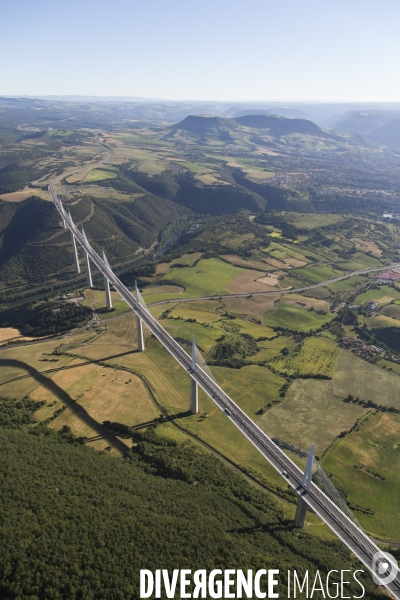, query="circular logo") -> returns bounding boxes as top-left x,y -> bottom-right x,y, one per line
372,551 -> 398,586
